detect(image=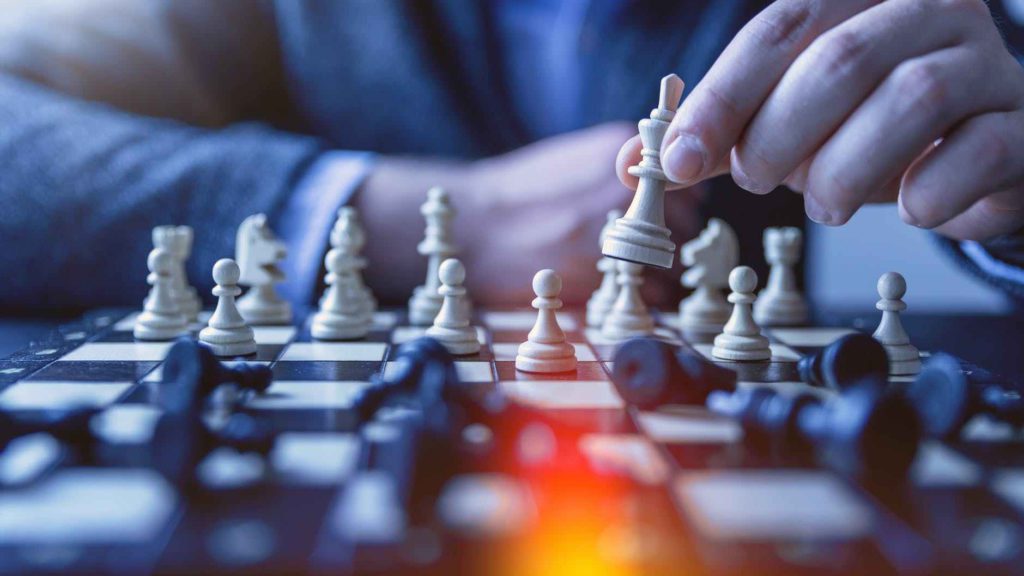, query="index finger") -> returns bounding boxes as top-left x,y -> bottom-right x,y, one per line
660,0 -> 879,186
